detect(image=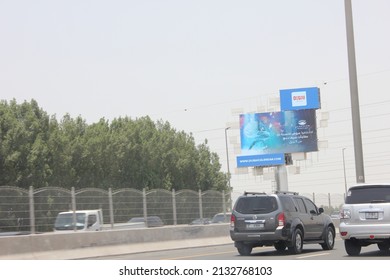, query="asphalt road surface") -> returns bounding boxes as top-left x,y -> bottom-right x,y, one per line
80,238 -> 390,260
